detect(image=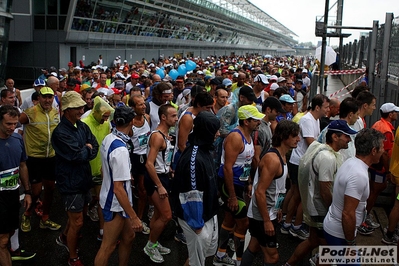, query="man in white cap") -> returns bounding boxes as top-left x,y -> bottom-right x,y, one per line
252,74 -> 269,107
52,91 -> 99,266
301,69 -> 311,92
